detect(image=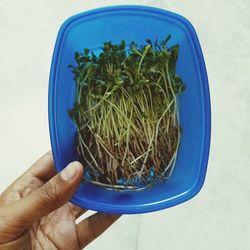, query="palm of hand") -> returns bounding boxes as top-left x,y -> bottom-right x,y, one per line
30,204 -> 80,249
